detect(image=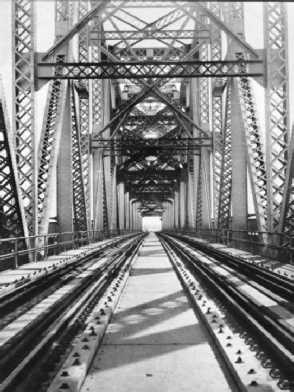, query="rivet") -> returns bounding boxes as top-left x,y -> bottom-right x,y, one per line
90,330 -> 97,336
61,371 -> 69,377
226,343 -> 232,347
100,309 -> 106,315
236,350 -> 242,354
249,381 -> 258,387
235,356 -> 243,364
72,358 -> 81,366
82,337 -> 89,342
226,336 -> 232,339
59,383 -> 70,389
218,325 -> 223,333
82,345 -> 90,350
206,307 -> 211,314
73,352 -> 81,357
248,369 -> 255,374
